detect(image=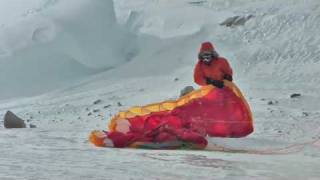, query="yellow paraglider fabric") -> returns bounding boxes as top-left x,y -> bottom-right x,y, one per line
109,81 -> 252,132
90,81 -> 253,149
